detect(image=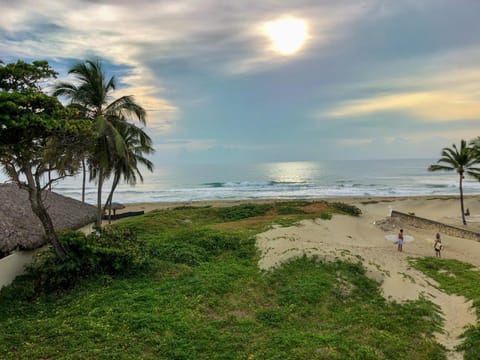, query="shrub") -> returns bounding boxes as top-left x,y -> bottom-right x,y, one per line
26,227 -> 149,293
0,275 -> 36,305
217,203 -> 272,222
277,207 -> 306,215
151,242 -> 208,266
187,229 -> 242,254
320,212 -> 332,220
90,227 -> 149,273
167,228 -> 243,255
149,228 -> 257,265
331,202 -> 362,216
28,231 -> 92,292
277,200 -> 312,207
